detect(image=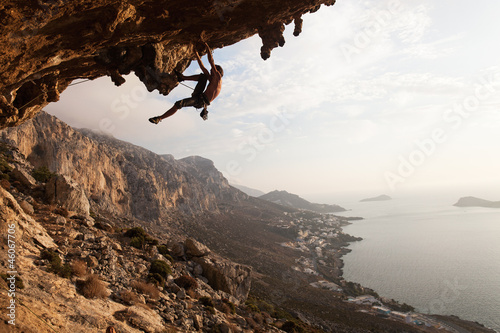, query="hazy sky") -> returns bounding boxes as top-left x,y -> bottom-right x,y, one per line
46,0 -> 500,202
